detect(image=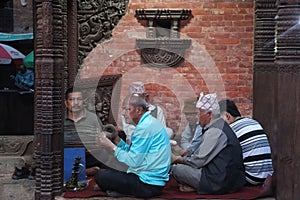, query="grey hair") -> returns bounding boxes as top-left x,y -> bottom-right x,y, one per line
211,107 -> 221,119
124,94 -> 148,111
